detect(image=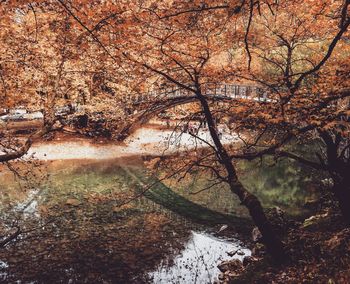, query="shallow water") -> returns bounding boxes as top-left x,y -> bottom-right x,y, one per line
150,231 -> 250,283
0,147 -> 315,283
0,159 -> 251,283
